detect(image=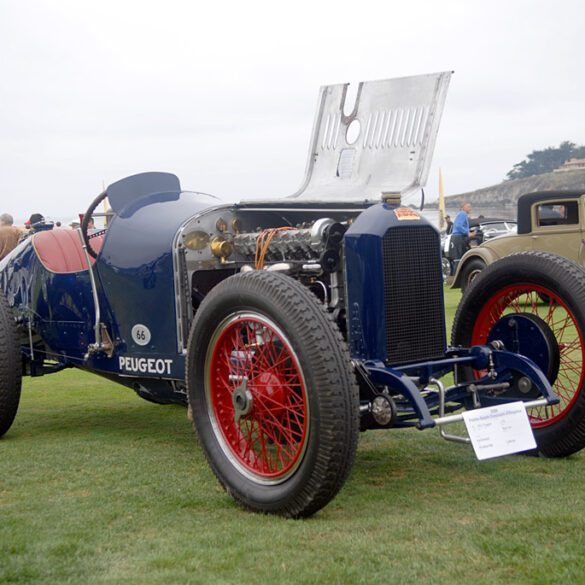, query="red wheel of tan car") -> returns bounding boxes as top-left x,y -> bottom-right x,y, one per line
187,271 -> 359,517
453,252 -> 585,457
